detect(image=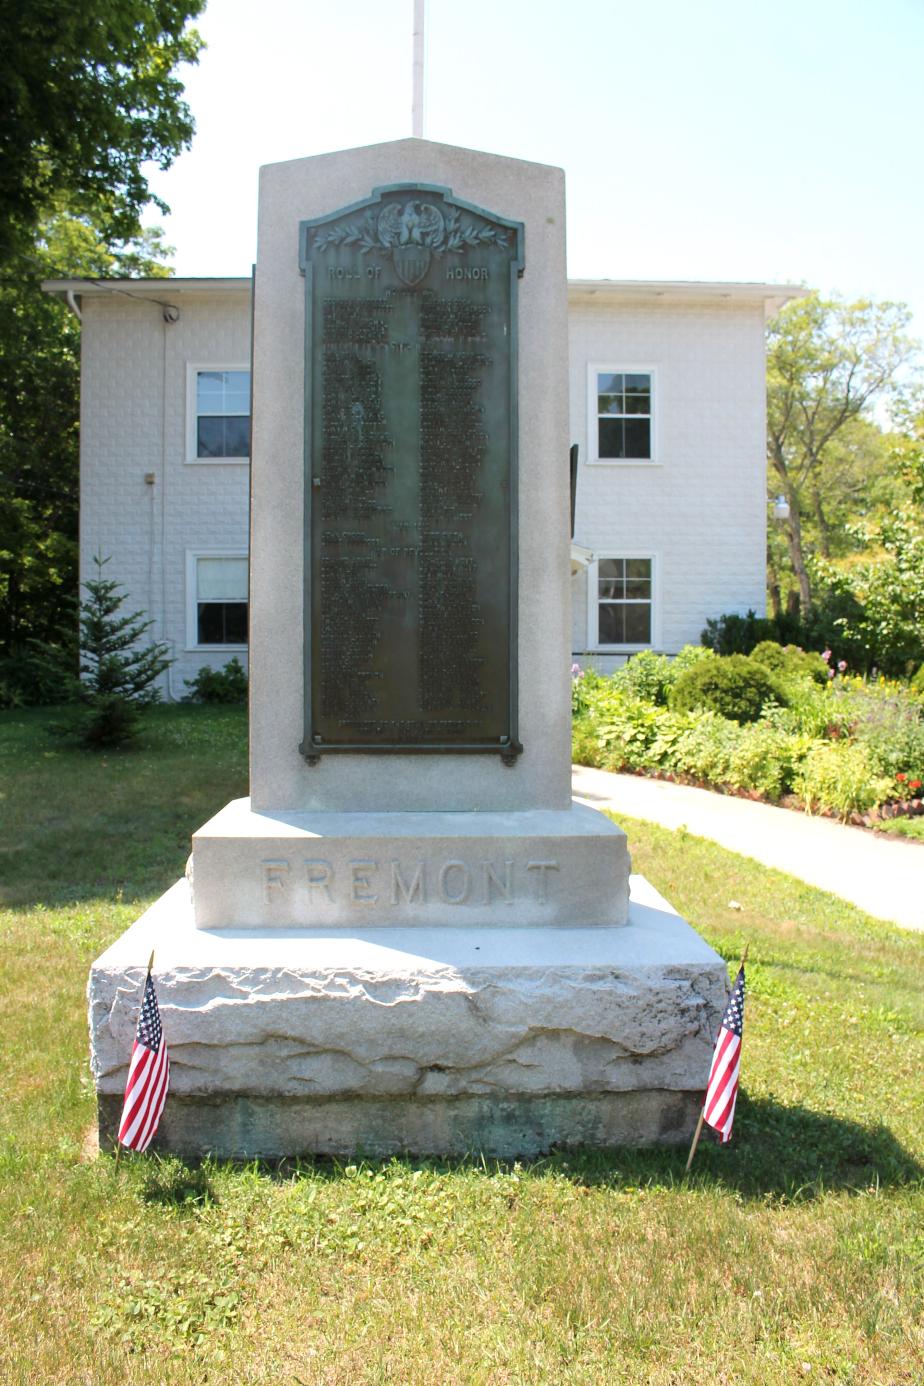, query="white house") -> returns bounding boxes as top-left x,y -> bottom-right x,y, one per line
43,274 -> 800,694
